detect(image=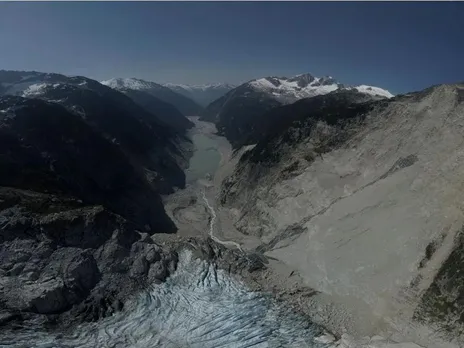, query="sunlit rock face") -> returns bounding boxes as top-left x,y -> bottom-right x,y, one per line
218,84 -> 464,340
